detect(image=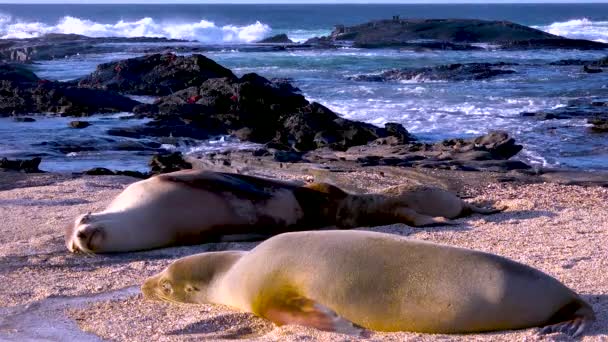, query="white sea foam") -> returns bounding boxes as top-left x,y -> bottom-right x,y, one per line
535,18 -> 608,43
0,14 -> 271,43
